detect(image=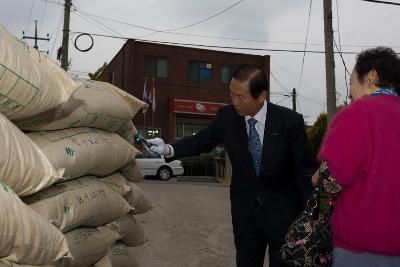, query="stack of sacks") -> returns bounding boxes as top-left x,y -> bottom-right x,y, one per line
18,80 -> 149,265
21,175 -> 152,267
14,78 -> 147,183
0,24 -> 79,265
0,24 -> 152,266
